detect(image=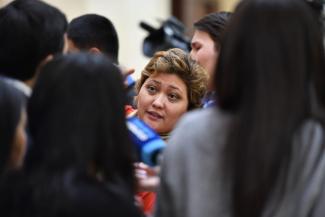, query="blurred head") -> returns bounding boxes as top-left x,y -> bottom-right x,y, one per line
27,53 -> 135,189
217,0 -> 325,217
0,0 -> 68,82
190,12 -> 231,89
67,14 -> 119,63
0,80 -> 27,174
136,48 -> 208,134
216,0 -> 325,112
